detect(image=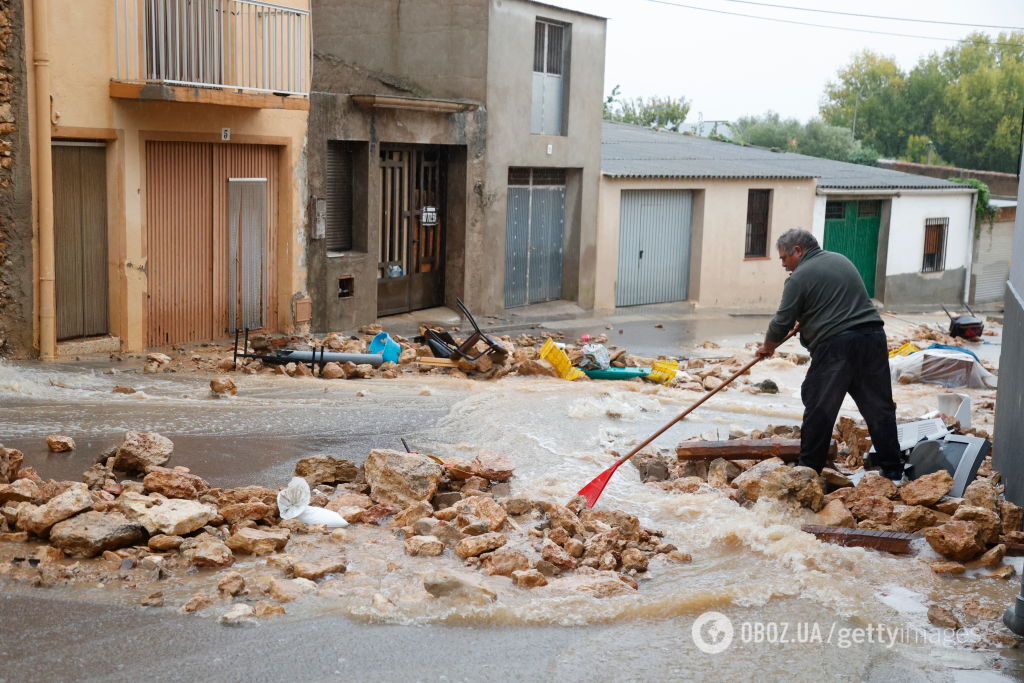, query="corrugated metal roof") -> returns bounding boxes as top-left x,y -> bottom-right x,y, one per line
601,121 -> 971,191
